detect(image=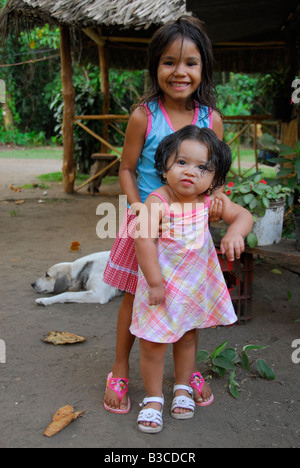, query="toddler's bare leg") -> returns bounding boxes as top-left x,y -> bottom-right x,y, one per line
139,339 -> 168,428
173,330 -> 196,414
